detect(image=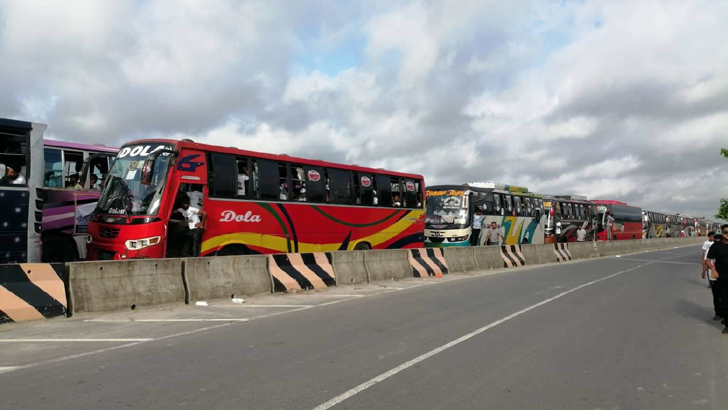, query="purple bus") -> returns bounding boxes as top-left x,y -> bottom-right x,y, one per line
1,118 -> 117,263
